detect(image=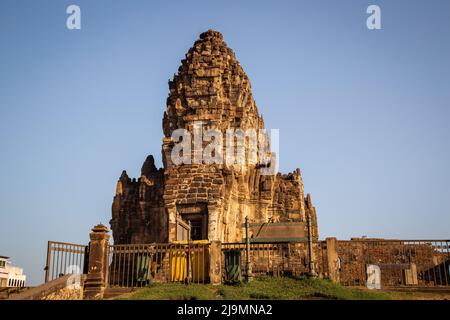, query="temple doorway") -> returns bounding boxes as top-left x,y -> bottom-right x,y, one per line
176,204 -> 208,241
